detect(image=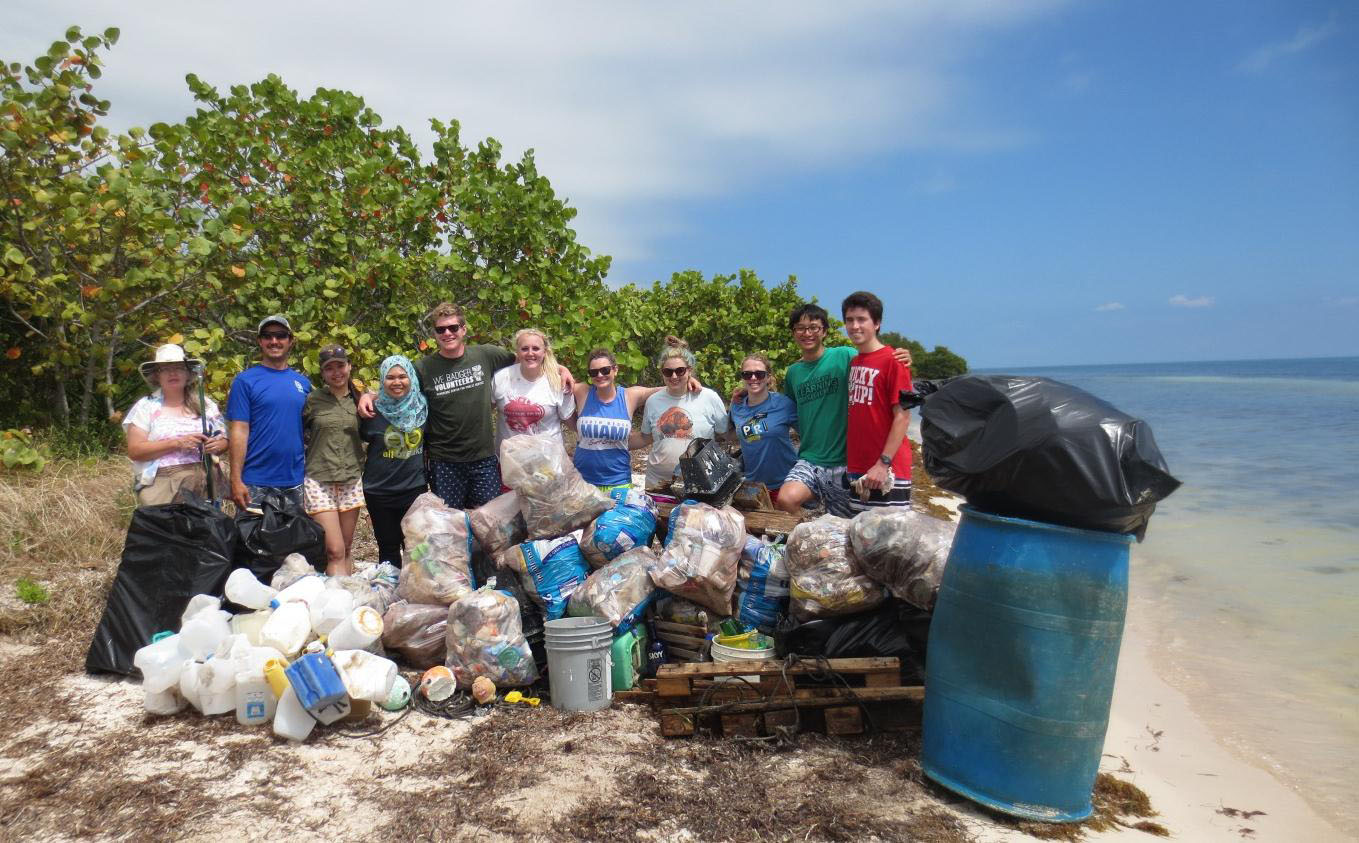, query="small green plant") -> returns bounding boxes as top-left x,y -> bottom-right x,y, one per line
1,429 -> 48,472
15,576 -> 50,605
